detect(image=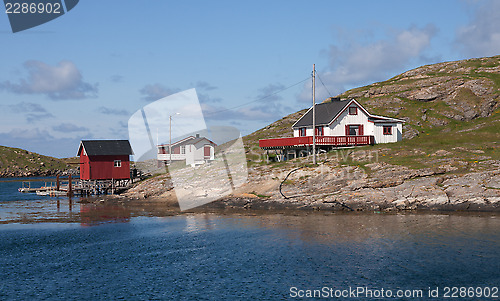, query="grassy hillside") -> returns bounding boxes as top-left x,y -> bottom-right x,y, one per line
243,56 -> 500,171
0,145 -> 71,177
